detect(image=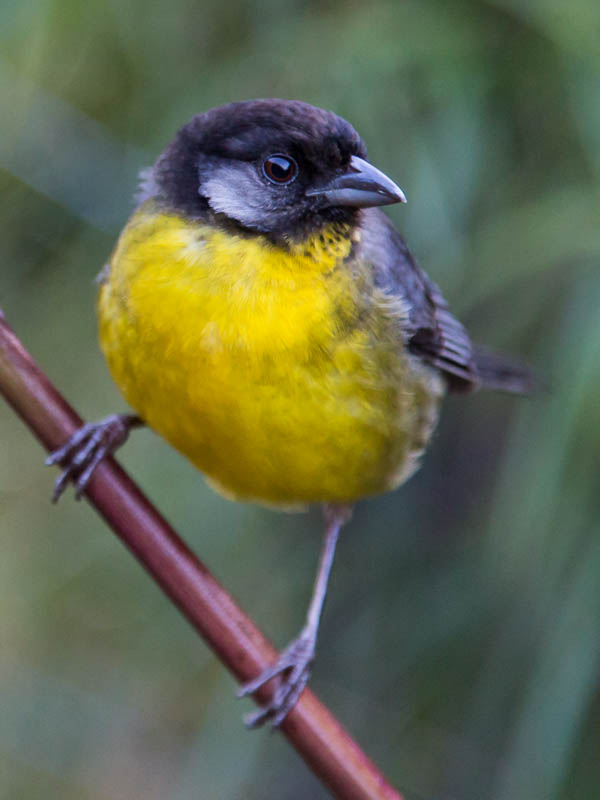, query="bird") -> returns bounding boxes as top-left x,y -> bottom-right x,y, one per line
46,99 -> 534,728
